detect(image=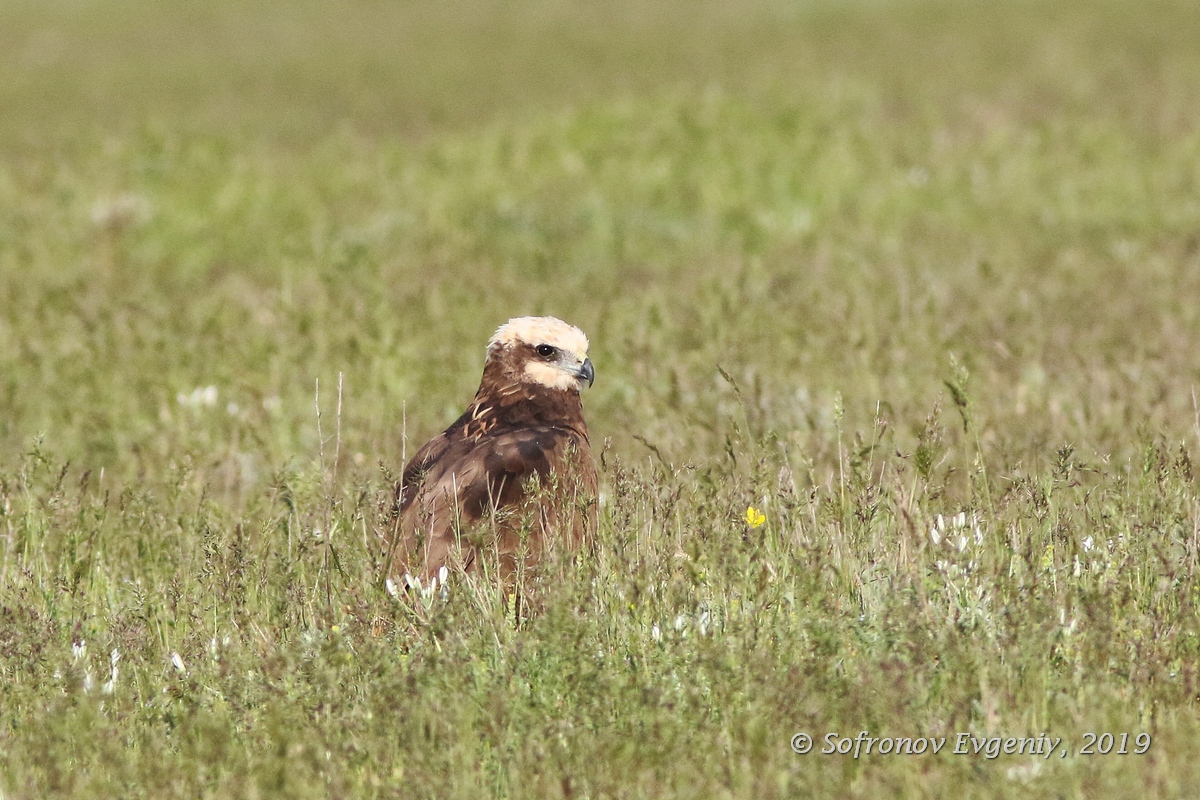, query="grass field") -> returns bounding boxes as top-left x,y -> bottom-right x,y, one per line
3,0 -> 1200,796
